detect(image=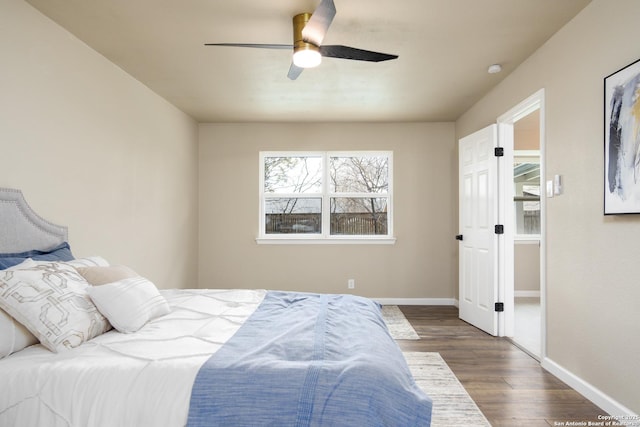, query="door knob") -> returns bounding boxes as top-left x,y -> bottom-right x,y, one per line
455,235 -> 463,241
